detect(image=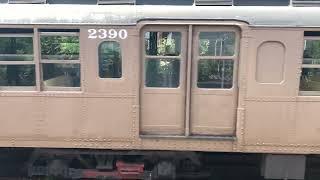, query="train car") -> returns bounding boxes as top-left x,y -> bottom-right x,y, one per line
0,0 -> 320,179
